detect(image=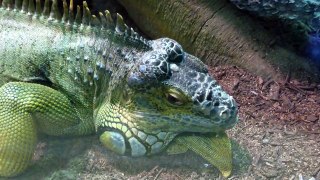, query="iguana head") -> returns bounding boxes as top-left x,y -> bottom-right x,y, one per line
96,38 -> 238,157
